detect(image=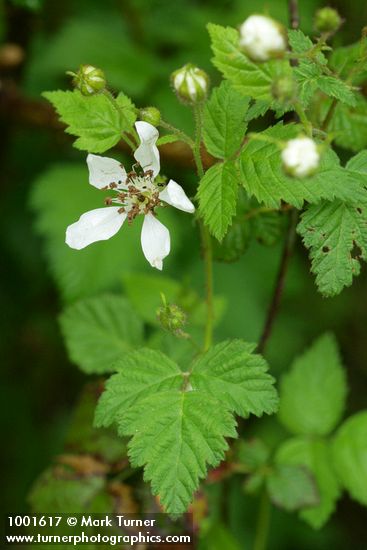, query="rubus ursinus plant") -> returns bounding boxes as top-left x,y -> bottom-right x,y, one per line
29,3 -> 367,547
